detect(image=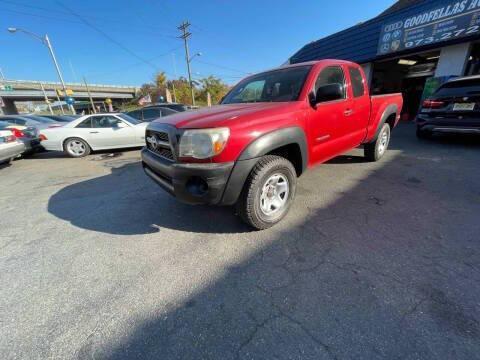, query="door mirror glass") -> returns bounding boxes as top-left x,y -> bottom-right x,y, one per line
315,83 -> 344,103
